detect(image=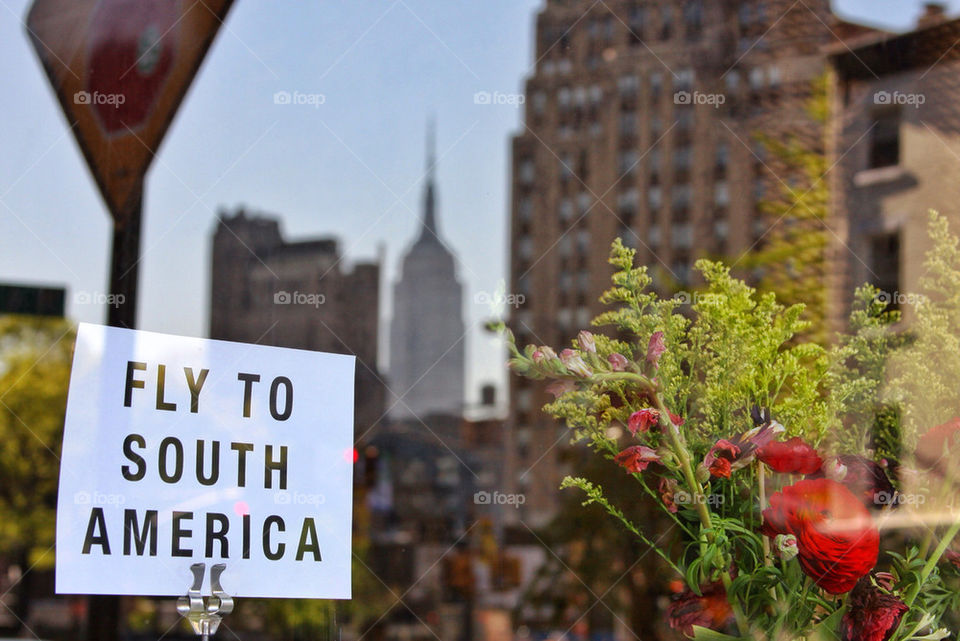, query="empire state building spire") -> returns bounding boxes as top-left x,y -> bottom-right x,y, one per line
419,118 -> 438,242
